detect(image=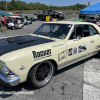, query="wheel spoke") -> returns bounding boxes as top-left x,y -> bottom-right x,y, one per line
35,71 -> 42,75
35,74 -> 41,80
35,62 -> 52,82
